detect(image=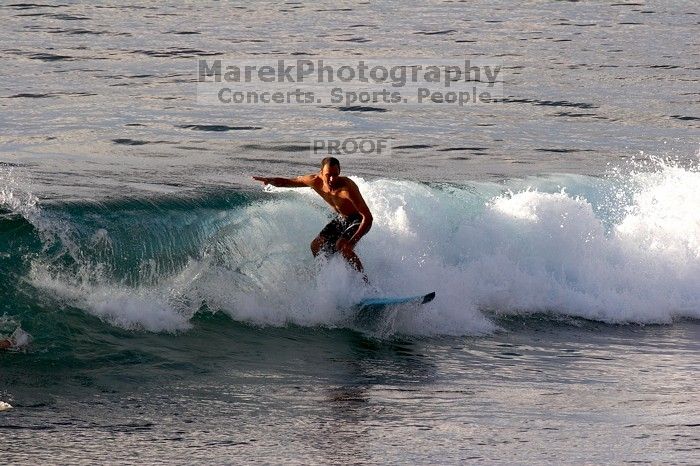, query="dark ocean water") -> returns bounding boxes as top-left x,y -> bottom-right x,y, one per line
1,1 -> 699,464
